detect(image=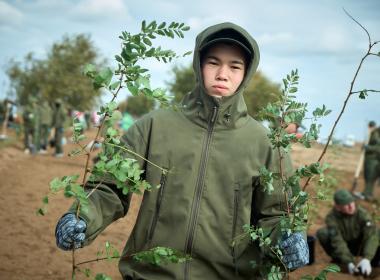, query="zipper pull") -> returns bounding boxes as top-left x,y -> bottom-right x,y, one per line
211,106 -> 218,123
